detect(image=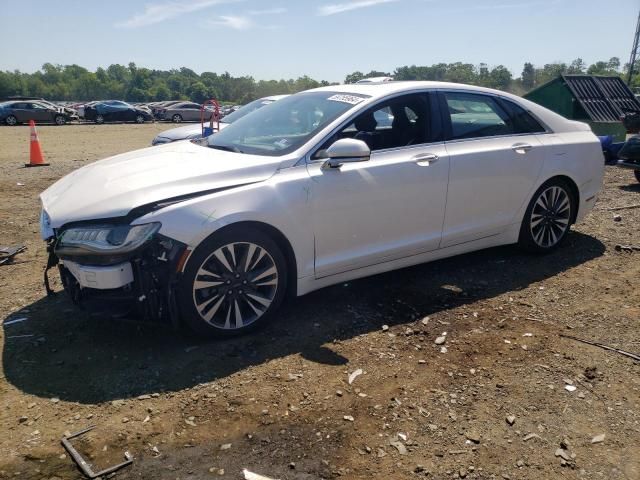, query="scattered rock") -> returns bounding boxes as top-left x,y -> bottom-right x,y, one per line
343,415 -> 354,422
382,325 -> 389,332
465,431 -> 481,444
591,434 -> 605,444
390,441 -> 407,455
613,214 -> 622,222
506,415 -> 516,426
435,335 -> 447,345
564,385 -> 577,392
220,443 -> 232,450
348,369 -> 363,385
555,448 -> 571,461
18,416 -> 28,424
